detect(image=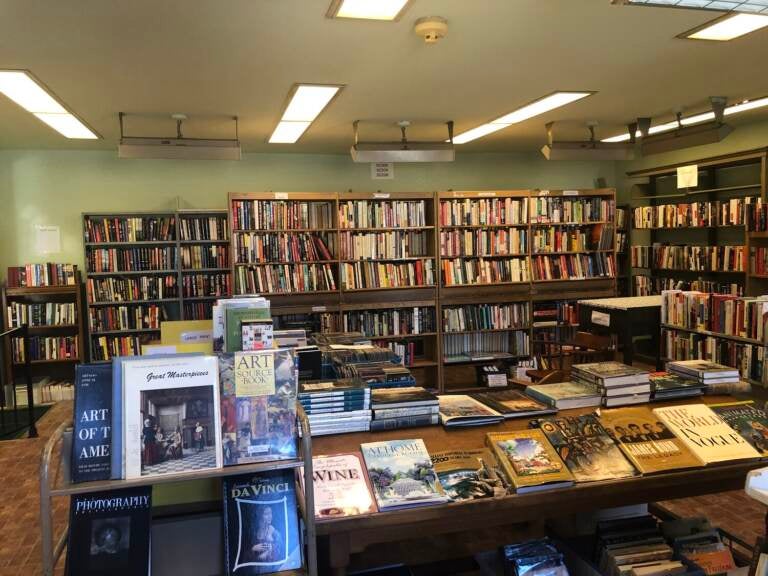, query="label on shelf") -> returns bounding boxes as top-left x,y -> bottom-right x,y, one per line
563,190 -> 579,196
591,310 -> 611,327
478,192 -> 497,197
677,164 -> 698,189
274,192 -> 289,200
311,306 -> 327,312
538,190 -> 550,196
